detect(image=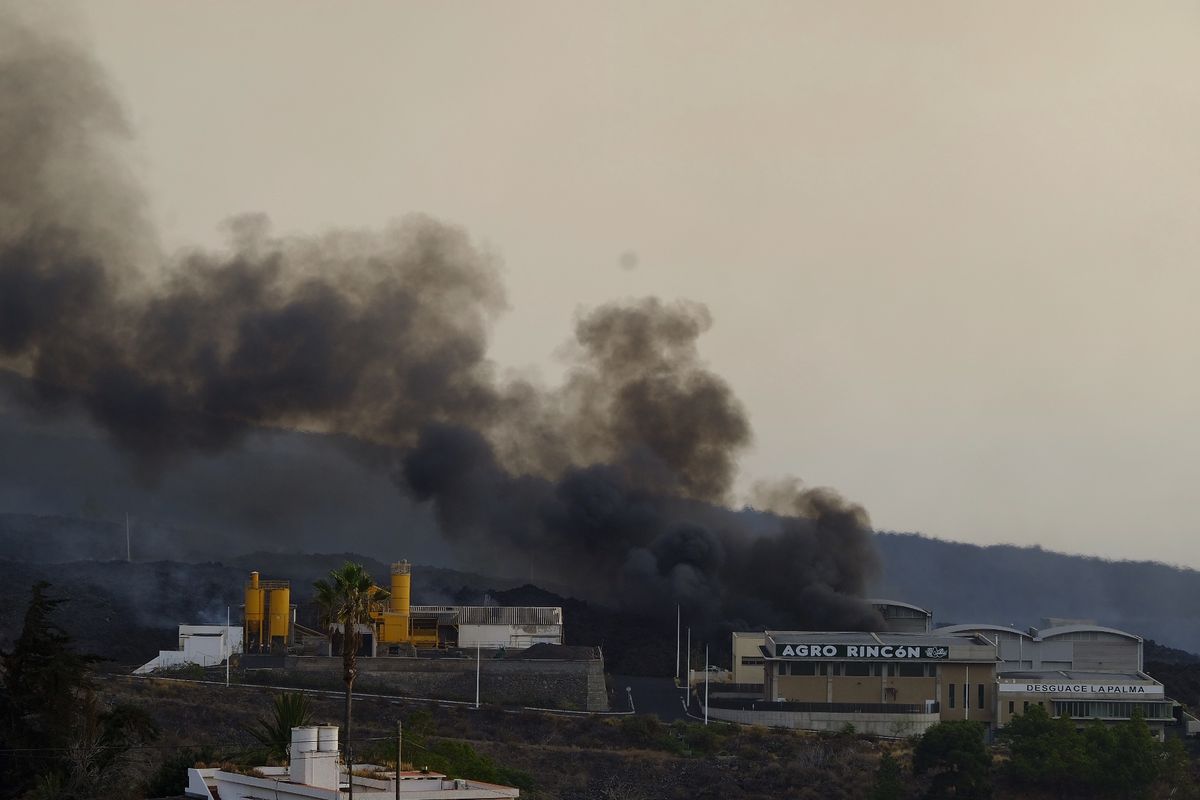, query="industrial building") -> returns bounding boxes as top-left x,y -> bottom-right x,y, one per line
232,562 -> 598,710
241,561 -> 563,656
711,600 -> 1197,739
184,725 -> 520,799
935,621 -> 1182,732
